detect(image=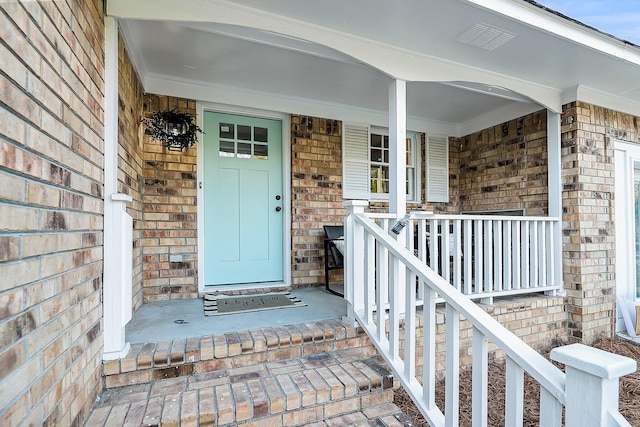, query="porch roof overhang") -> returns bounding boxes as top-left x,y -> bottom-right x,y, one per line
107,0 -> 640,136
